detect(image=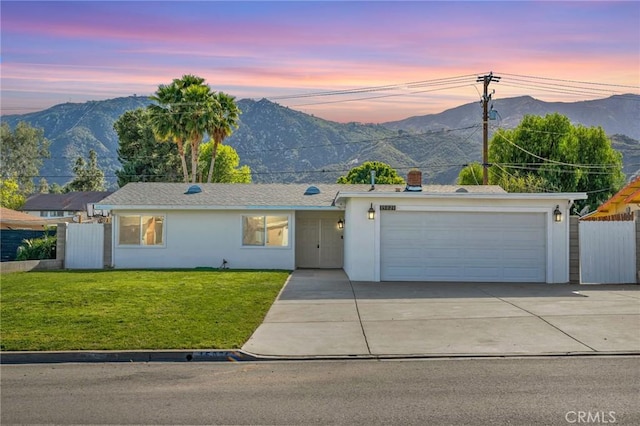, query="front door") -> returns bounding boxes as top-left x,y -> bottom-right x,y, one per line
296,213 -> 343,268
